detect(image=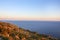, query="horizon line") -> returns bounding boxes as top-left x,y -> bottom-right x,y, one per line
0,17 -> 60,21
0,19 -> 60,21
